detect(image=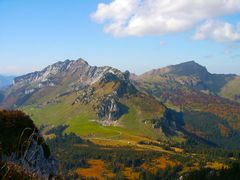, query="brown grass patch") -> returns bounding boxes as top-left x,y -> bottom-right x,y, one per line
171,147 -> 184,153
141,156 -> 180,174
75,159 -> 115,179
123,167 -> 140,180
205,162 -> 228,170
218,124 -> 230,137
